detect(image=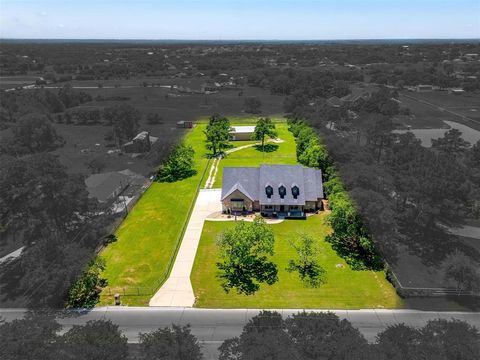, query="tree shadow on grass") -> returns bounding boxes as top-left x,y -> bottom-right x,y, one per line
254,143 -> 279,153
